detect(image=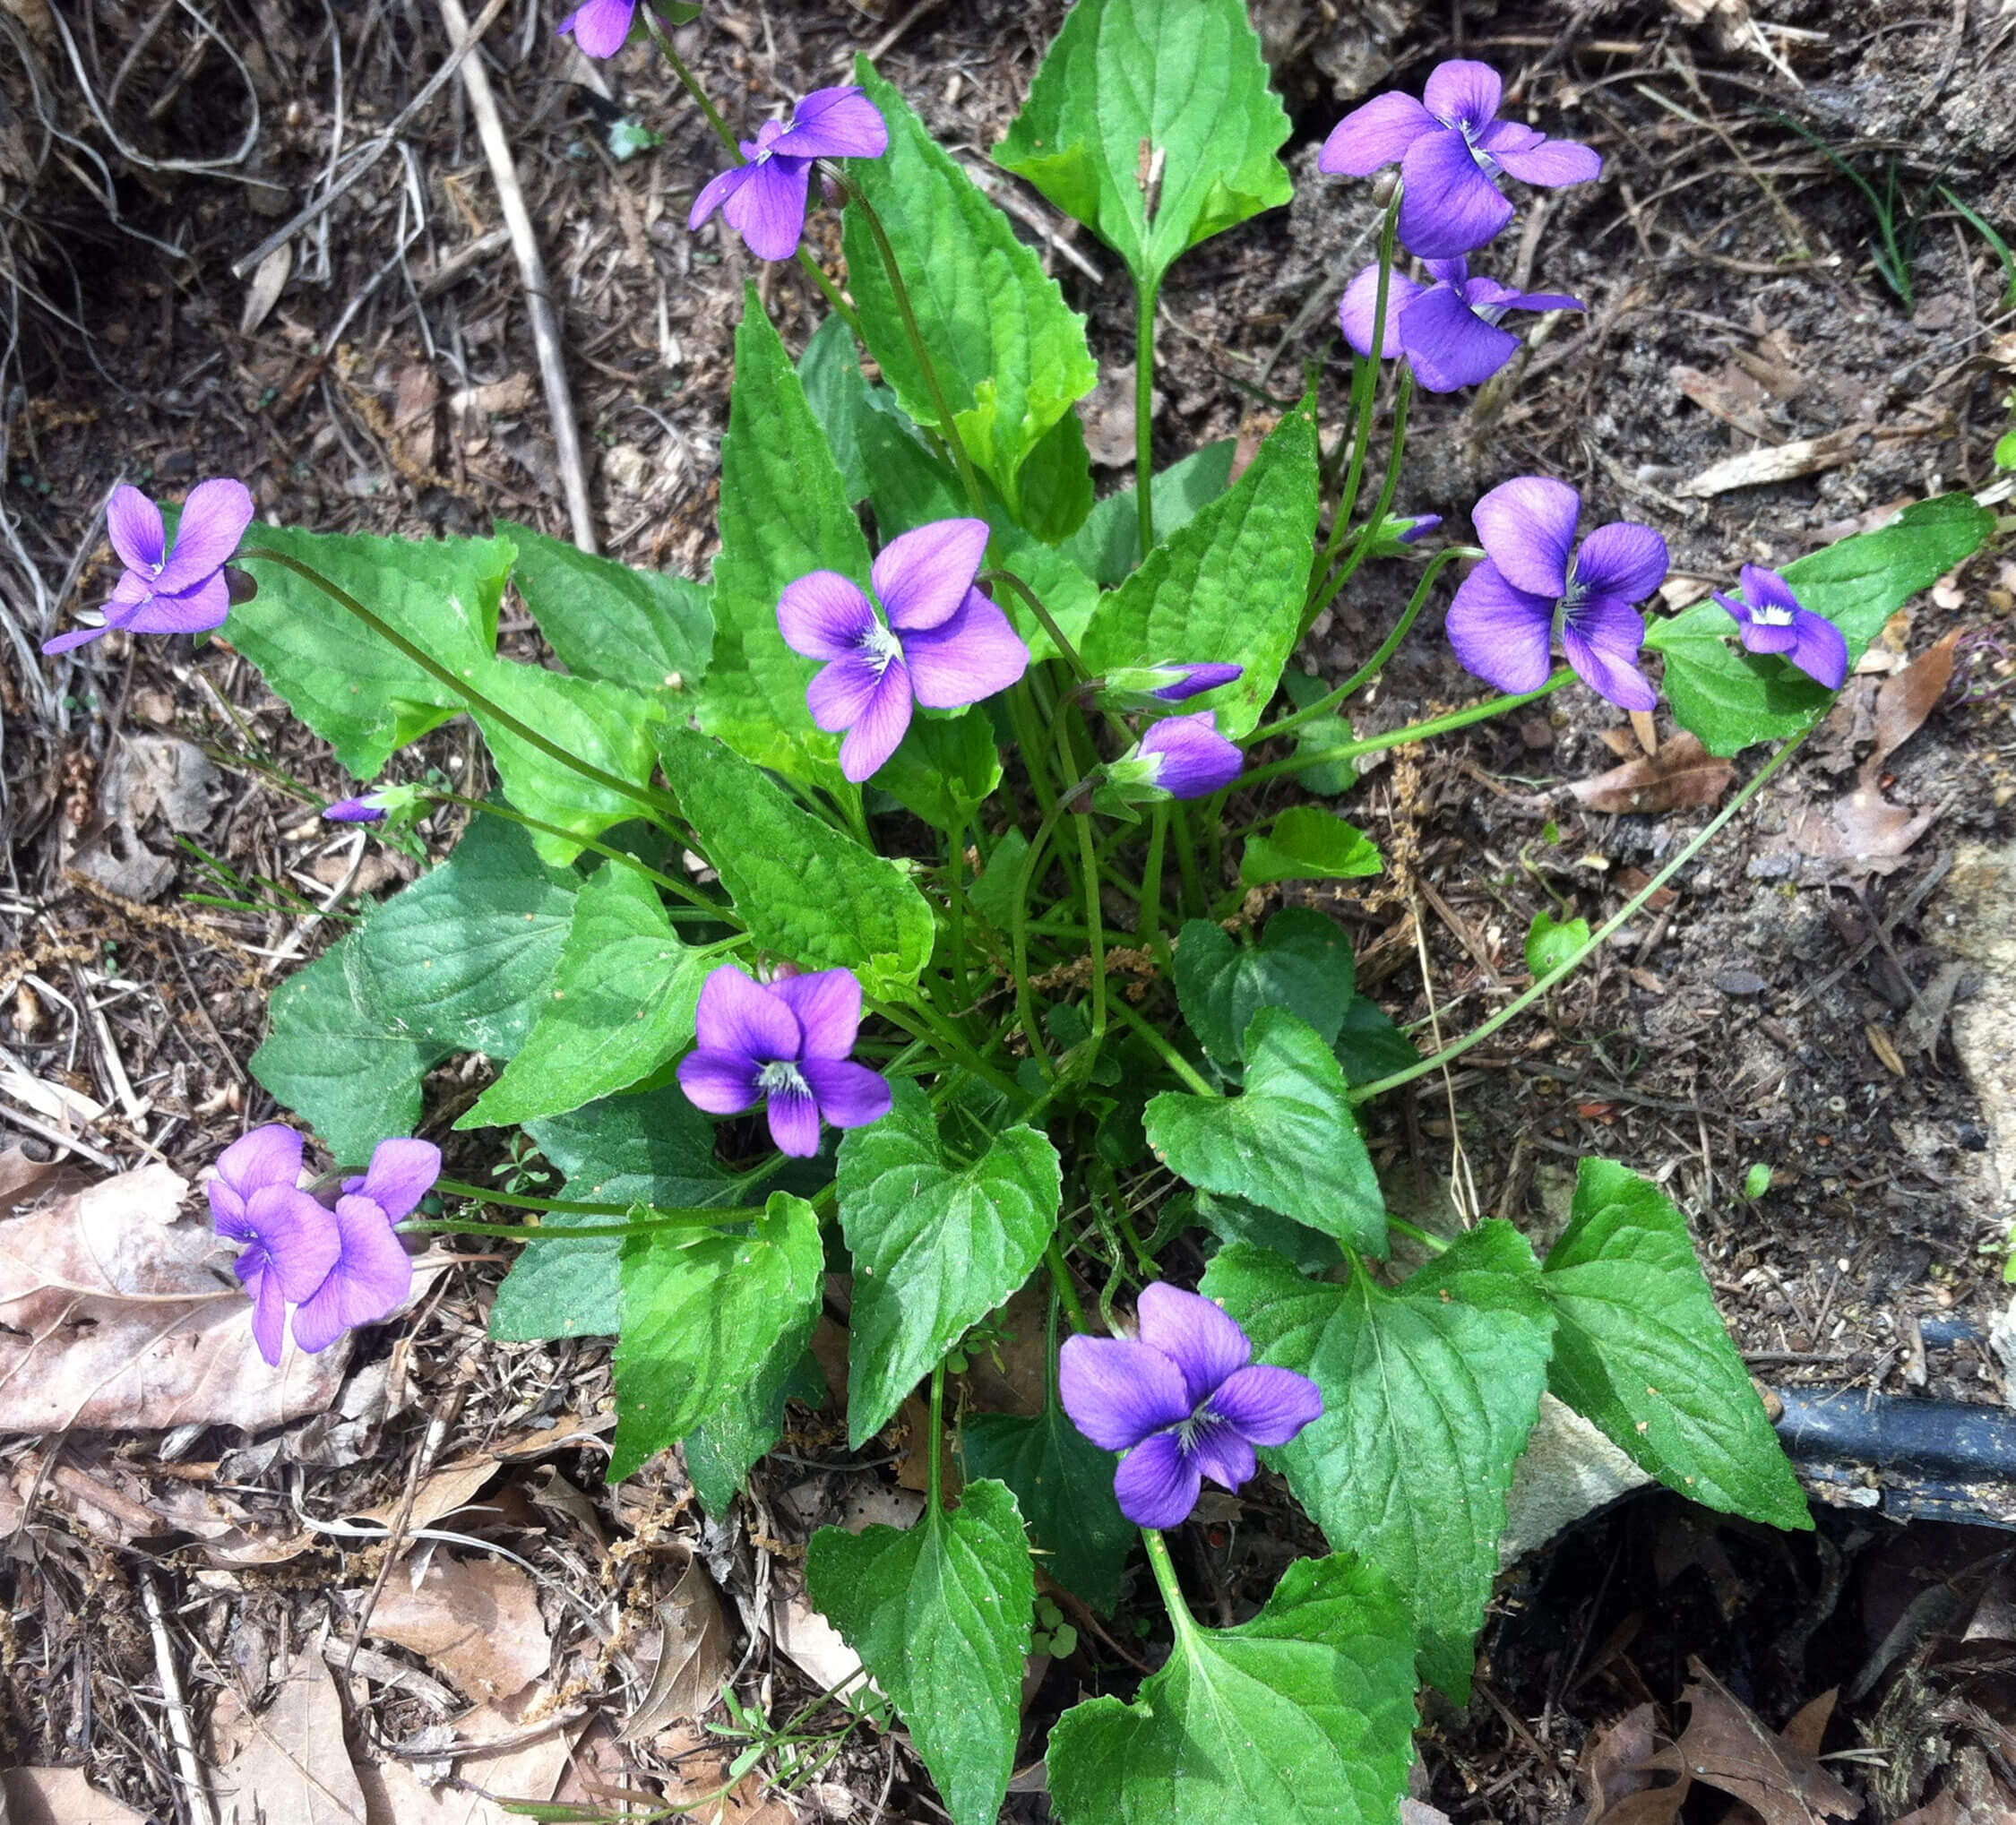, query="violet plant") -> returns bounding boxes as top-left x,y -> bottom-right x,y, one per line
41,7 -> 2003,1820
